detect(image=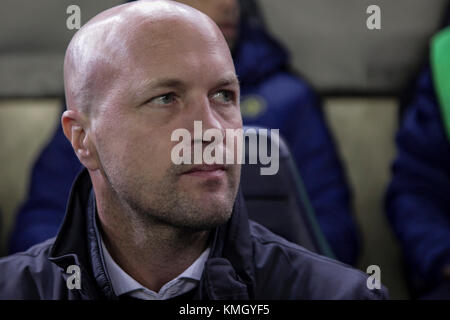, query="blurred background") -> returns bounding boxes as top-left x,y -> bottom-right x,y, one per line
1,0 -> 448,299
